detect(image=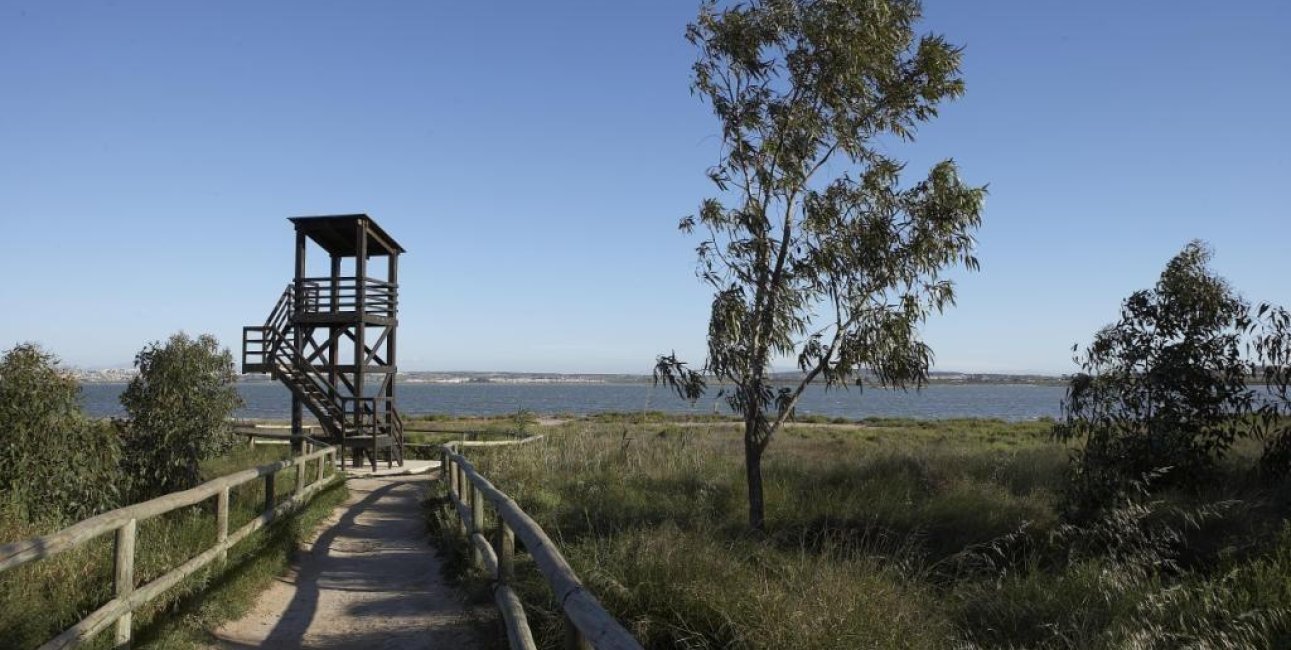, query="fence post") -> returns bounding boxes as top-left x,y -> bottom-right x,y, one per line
493,515 -> 514,582
445,456 -> 454,495
114,518 -> 137,648
563,612 -> 591,650
295,456 -> 305,497
458,475 -> 470,537
470,480 -> 485,569
216,487 -> 230,565
264,472 -> 276,513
